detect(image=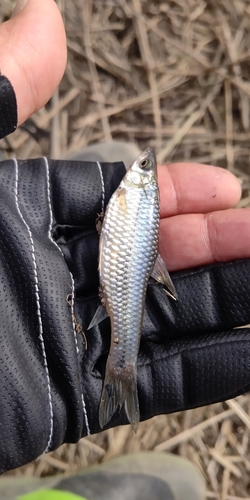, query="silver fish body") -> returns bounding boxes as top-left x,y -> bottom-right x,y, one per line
89,148 -> 177,431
